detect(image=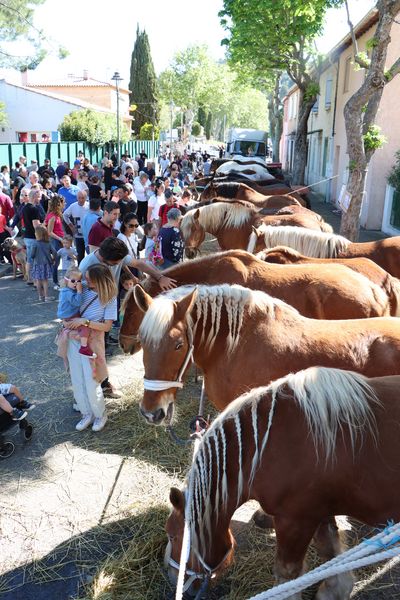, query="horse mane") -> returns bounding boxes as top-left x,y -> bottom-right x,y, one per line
139,284 -> 287,351
186,366 -> 379,556
209,182 -> 241,197
258,246 -> 302,261
180,201 -> 256,238
247,224 -> 351,256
